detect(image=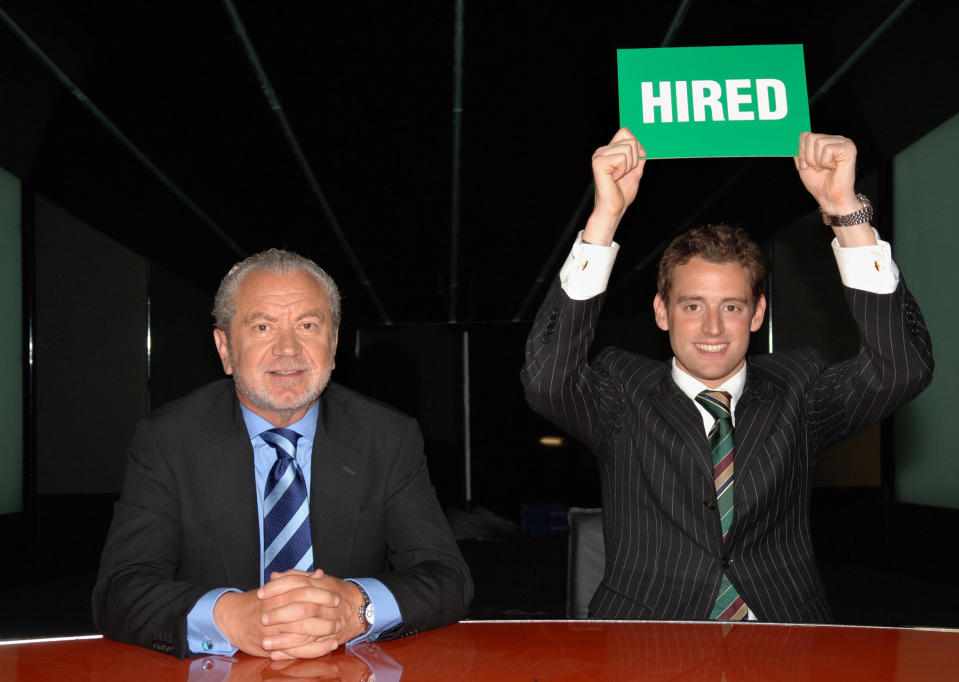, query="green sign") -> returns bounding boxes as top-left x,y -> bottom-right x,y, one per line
617,45 -> 810,158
